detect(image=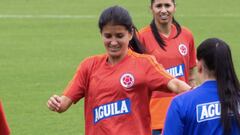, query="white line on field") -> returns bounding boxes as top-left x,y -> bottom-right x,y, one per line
0,14 -> 239,19
177,14 -> 240,18
0,15 -> 97,19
